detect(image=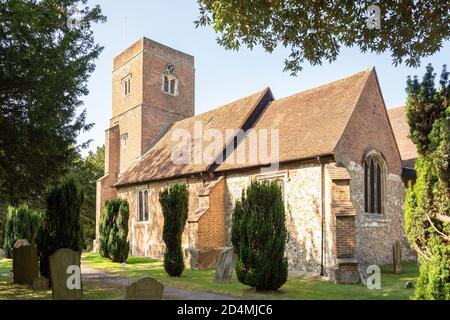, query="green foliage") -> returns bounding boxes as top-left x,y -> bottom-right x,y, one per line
232,181 -> 288,291
2,205 -> 41,258
0,0 -> 105,205
99,199 -> 130,263
37,178 -> 84,278
159,184 -> 189,277
405,64 -> 450,300
67,146 -> 105,247
108,200 -> 130,263
414,238 -> 450,300
195,1 -> 450,75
